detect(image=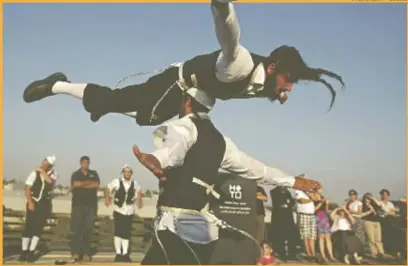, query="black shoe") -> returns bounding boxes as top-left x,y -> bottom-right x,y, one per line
122,254 -> 132,263
26,251 -> 35,263
18,251 -> 28,262
23,72 -> 68,103
114,254 -> 122,262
